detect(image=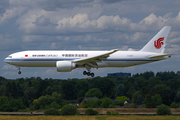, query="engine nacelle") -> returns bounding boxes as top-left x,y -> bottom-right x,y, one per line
56,61 -> 76,72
